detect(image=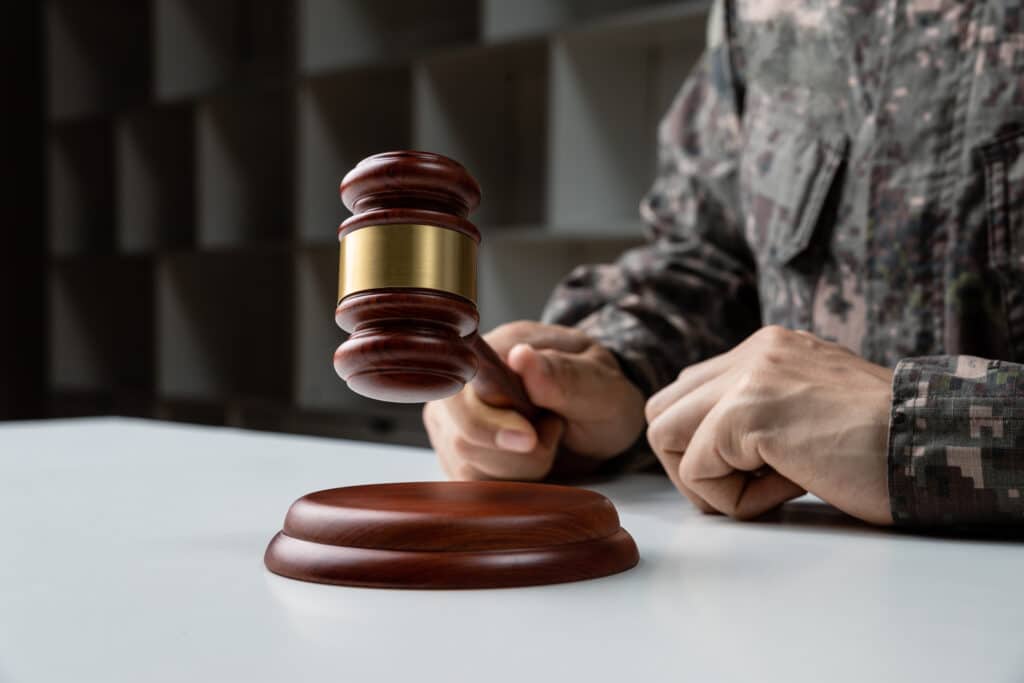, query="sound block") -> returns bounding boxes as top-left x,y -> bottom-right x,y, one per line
264,481 -> 639,589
